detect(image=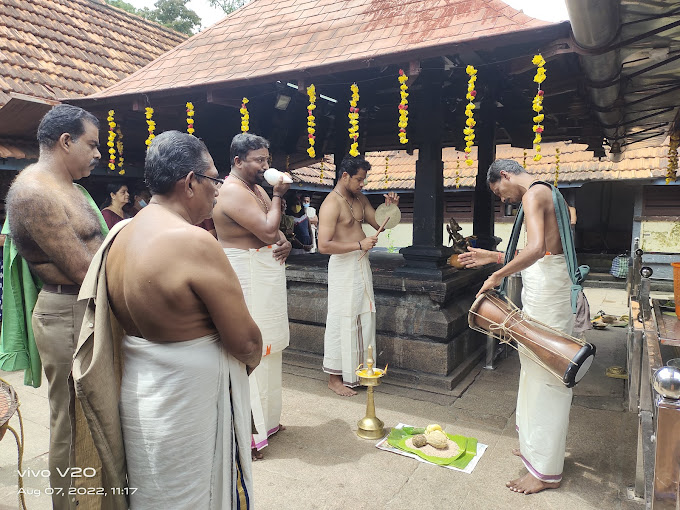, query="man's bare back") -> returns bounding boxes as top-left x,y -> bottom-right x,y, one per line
6,165 -> 104,284
523,182 -> 563,256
